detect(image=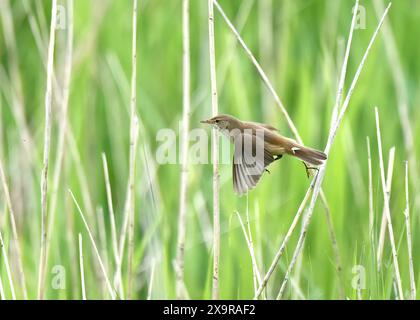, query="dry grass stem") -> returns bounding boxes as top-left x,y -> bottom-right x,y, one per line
376,146 -> 395,270
102,153 -> 124,298
254,179 -> 315,298
235,211 -> 262,297
374,107 -> 403,299
96,207 -> 110,296
0,229 -> 16,299
127,0 -> 139,300
319,192 -> 345,299
78,233 -> 86,300
69,189 -> 116,299
175,0 -> 191,299
404,161 -> 416,299
45,0 -> 74,293
0,274 -> 5,300
330,0 -> 359,126
208,0 -> 221,300
37,0 -> 57,300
